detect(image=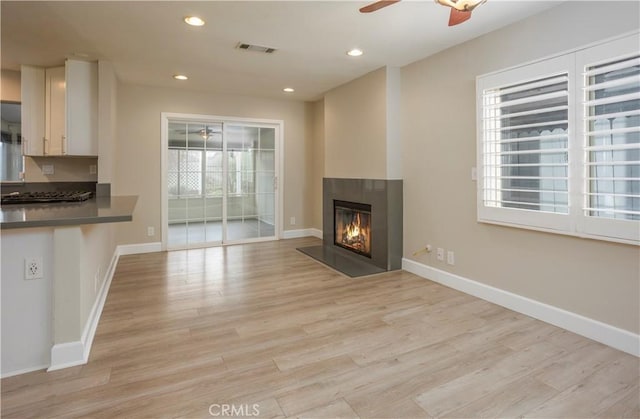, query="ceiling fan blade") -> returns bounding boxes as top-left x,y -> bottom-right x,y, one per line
359,0 -> 400,13
448,8 -> 472,26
